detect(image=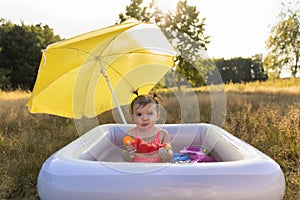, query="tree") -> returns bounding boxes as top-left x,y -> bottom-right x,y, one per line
118,0 -> 211,89
0,67 -> 11,89
117,0 -> 151,23
251,54 -> 267,81
266,1 -> 300,78
211,56 -> 267,84
263,54 -> 281,79
0,19 -> 61,90
163,0 -> 211,89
